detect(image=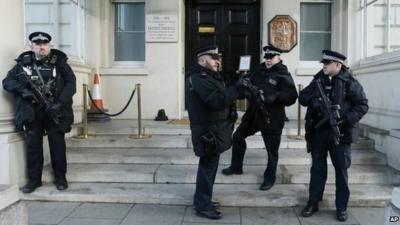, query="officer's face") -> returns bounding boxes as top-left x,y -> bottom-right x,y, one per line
205,56 -> 221,72
31,42 -> 50,59
265,55 -> 280,69
322,61 -> 341,76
